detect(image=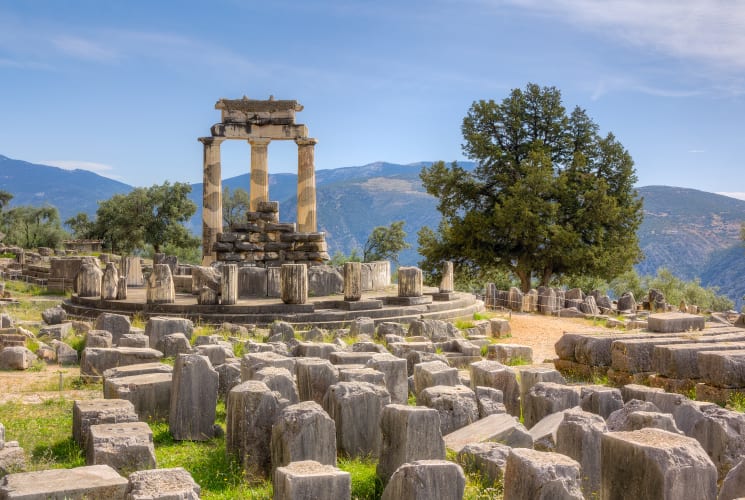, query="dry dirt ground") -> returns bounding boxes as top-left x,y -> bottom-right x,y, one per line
0,313 -> 614,404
